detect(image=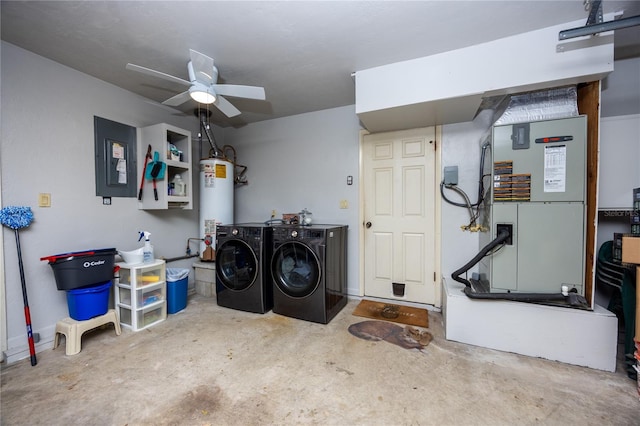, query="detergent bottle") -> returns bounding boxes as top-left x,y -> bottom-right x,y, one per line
139,231 -> 154,263
172,174 -> 186,197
